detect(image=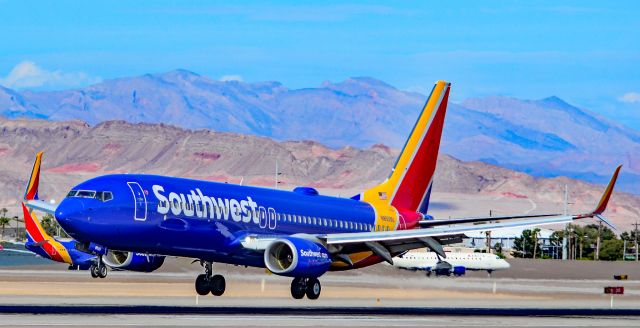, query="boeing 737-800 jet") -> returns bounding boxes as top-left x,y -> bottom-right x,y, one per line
23,81 -> 621,299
